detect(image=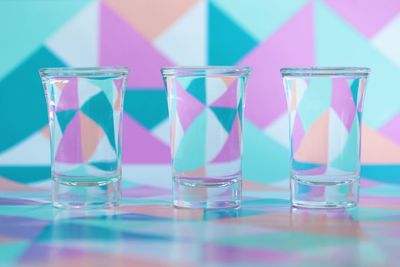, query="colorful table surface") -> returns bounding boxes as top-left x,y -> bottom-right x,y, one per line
1,165 -> 400,267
